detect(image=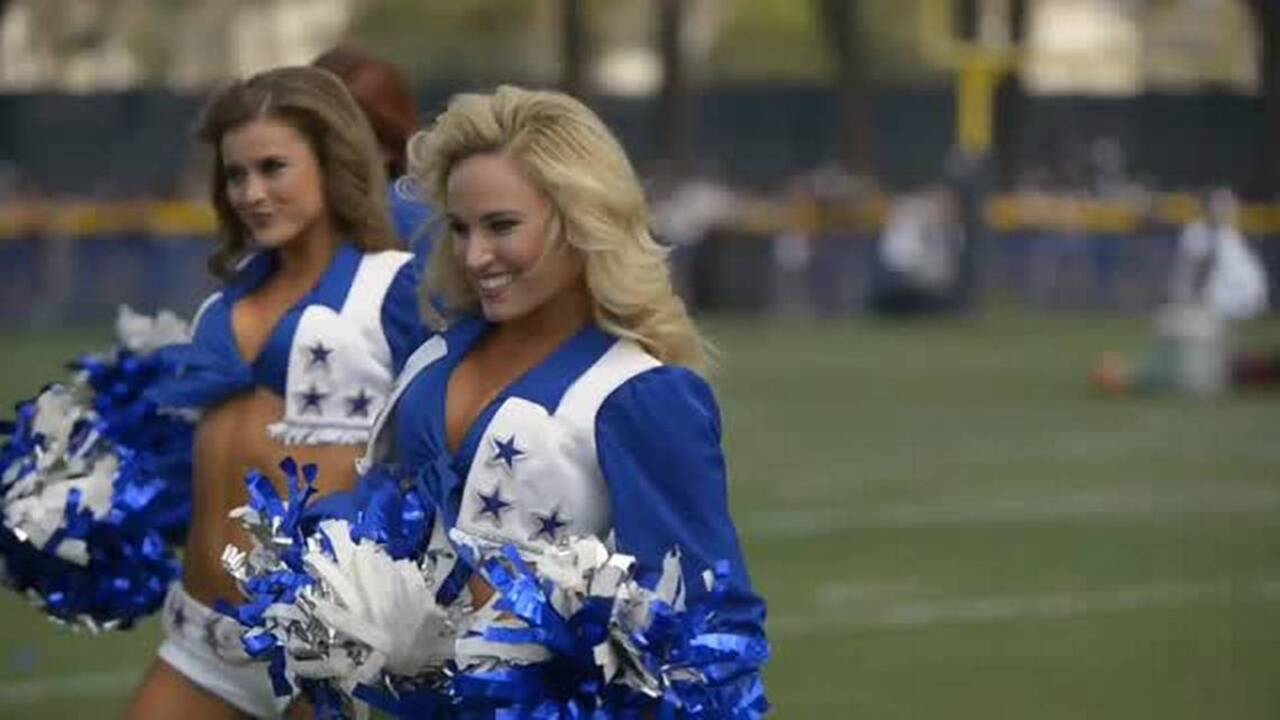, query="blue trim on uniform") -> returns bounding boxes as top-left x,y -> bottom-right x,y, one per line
251,244 -> 362,395
222,251 -> 277,304
392,316 -> 487,531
